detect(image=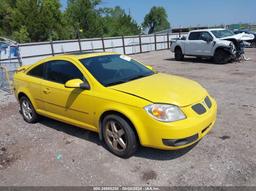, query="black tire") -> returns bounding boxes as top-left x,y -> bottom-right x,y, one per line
213,49 -> 229,64
19,96 -> 38,123
102,114 -> 138,158
174,47 -> 184,61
